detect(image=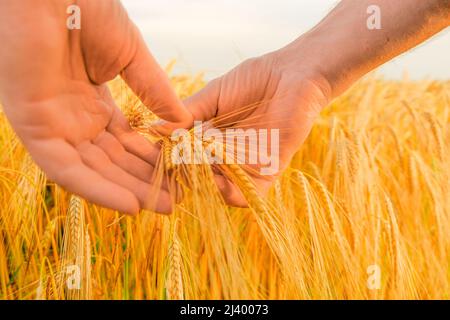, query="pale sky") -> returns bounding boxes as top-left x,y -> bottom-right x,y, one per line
122,0 -> 450,80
